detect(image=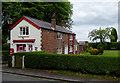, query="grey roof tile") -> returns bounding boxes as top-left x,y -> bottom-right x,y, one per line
24,16 -> 73,34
